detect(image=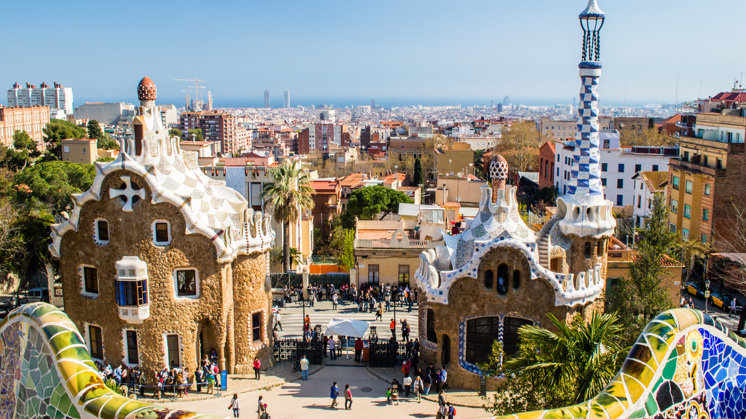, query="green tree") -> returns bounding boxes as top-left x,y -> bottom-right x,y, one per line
42,119 -> 86,159
187,128 -> 203,141
87,120 -> 104,140
412,157 -> 423,186
12,161 -> 97,212
482,312 -> 628,415
608,193 -> 676,320
0,200 -> 27,288
496,121 -> 547,176
97,137 -> 119,150
169,128 -> 182,139
262,160 -> 315,272
339,229 -> 355,270
13,130 -> 36,152
341,185 -> 413,228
